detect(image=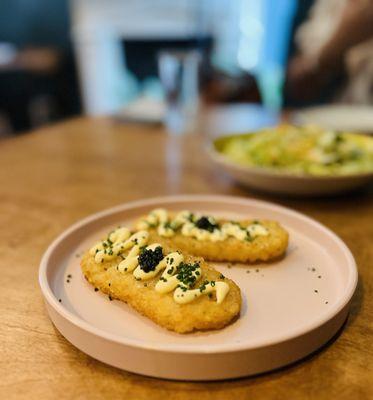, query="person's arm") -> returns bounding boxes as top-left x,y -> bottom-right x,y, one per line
286,0 -> 373,103
317,0 -> 373,70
